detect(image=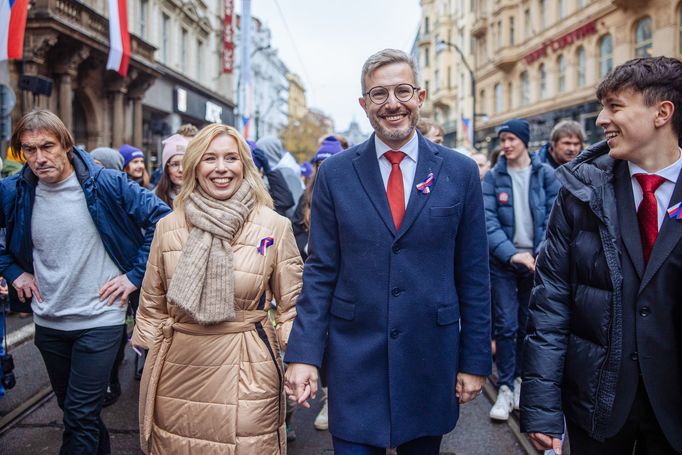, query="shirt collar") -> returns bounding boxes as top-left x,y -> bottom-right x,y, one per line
375,131 -> 418,163
628,148 -> 682,184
